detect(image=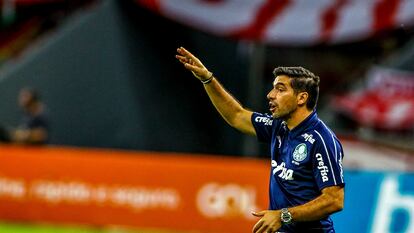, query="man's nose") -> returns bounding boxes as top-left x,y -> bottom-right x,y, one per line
267,90 -> 274,100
